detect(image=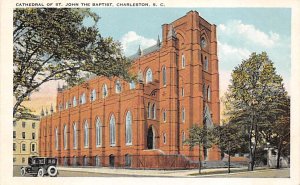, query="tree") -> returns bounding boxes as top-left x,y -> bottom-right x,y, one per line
269,95 -> 290,168
223,52 -> 288,171
213,123 -> 246,173
13,8 -> 132,118
185,125 -> 214,174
